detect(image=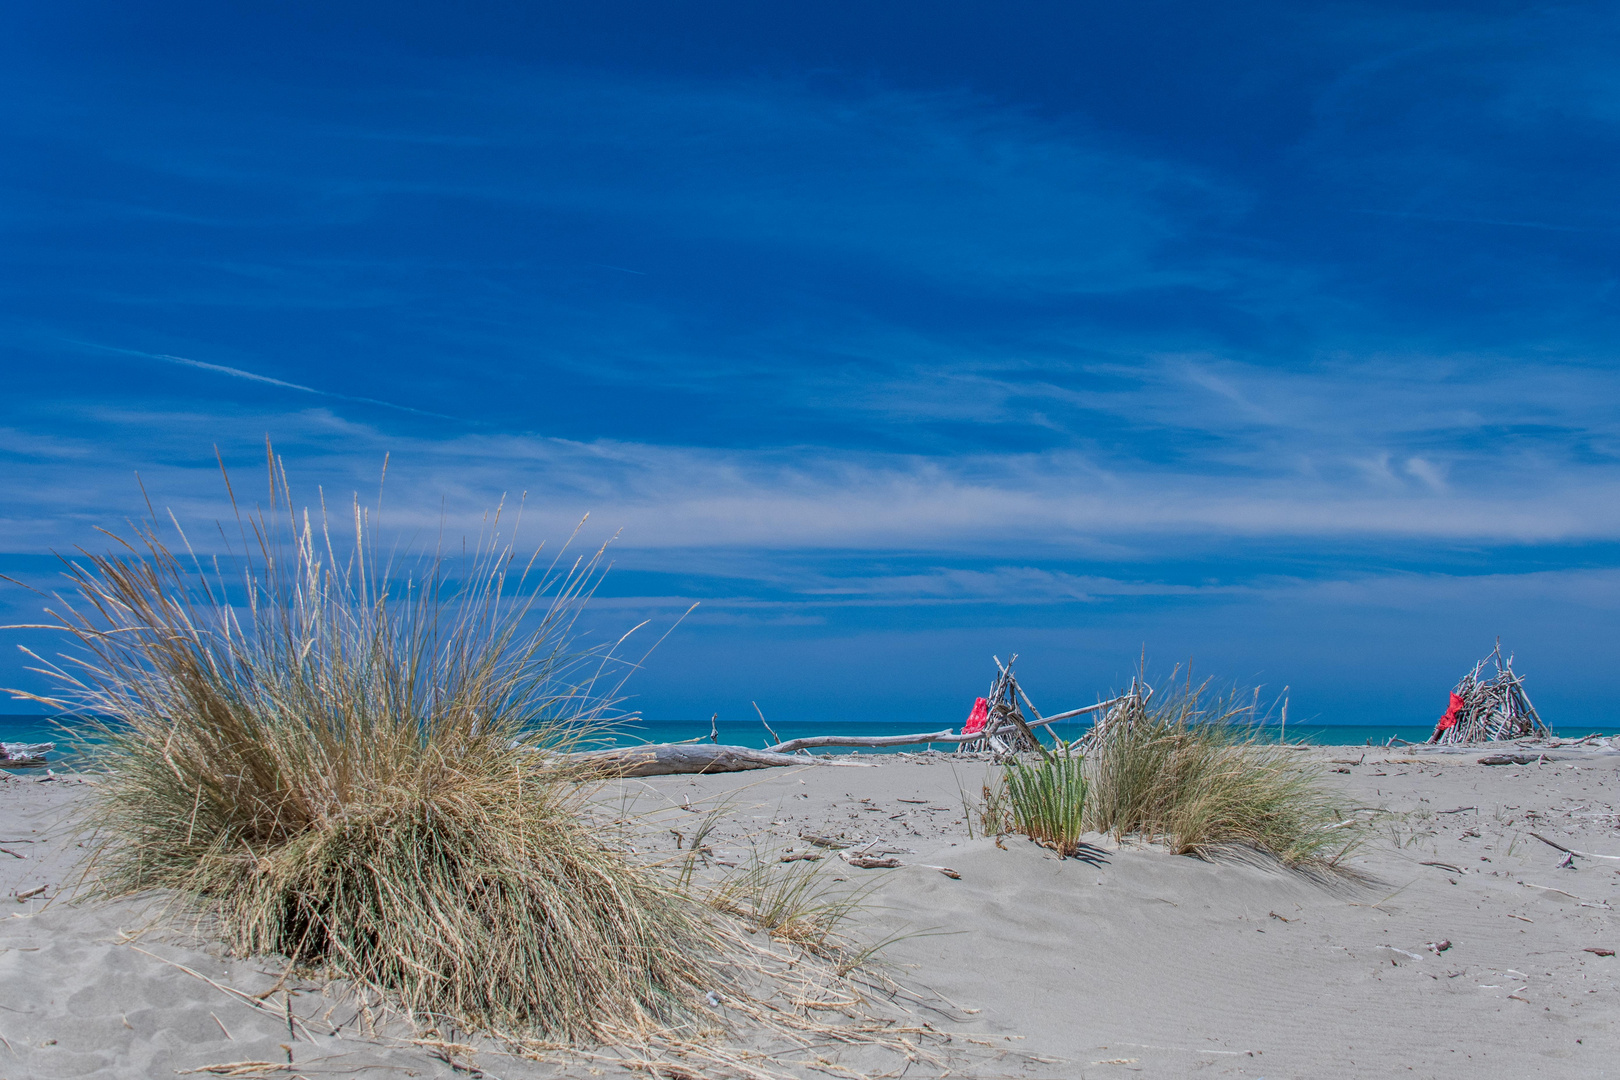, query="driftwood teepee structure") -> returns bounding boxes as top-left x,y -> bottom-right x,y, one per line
1075,677 -> 1152,752
1429,643 -> 1548,745
959,655 -> 1049,758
